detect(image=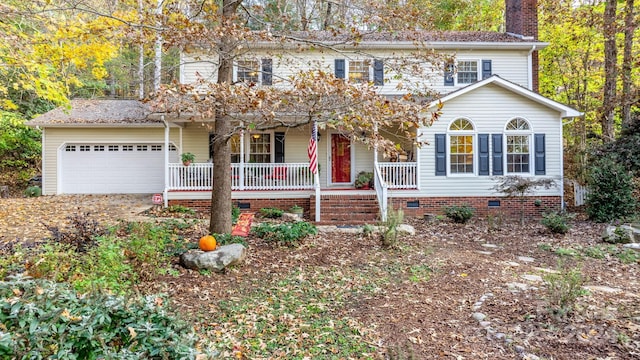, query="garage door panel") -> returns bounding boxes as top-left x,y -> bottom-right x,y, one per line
61,143 -> 177,194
